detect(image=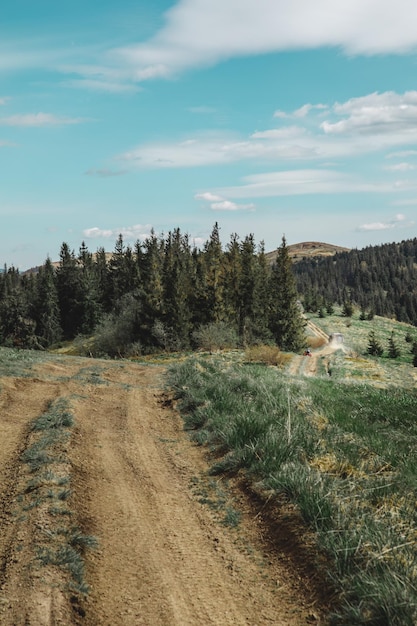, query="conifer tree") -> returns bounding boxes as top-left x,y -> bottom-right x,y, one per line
388,331 -> 400,359
34,257 -> 62,346
367,330 -> 383,356
268,236 -> 305,351
202,223 -> 225,323
162,229 -> 192,347
56,243 -> 83,339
